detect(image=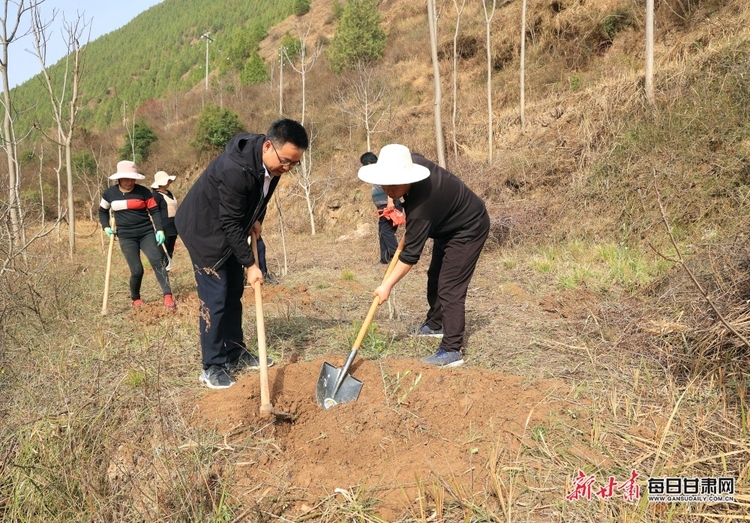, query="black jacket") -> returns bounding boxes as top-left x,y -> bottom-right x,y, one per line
175,133 -> 279,269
